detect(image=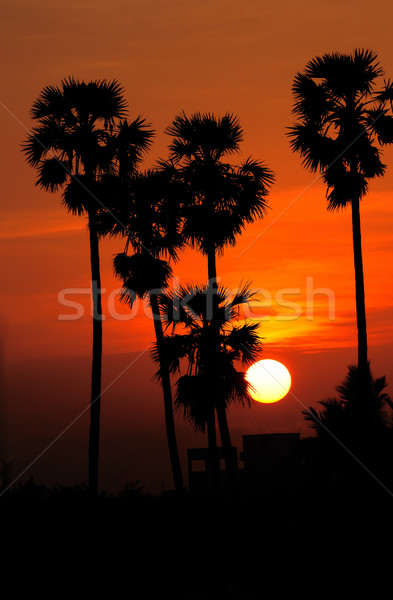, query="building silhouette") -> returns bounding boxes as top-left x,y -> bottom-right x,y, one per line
188,433 -> 303,495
